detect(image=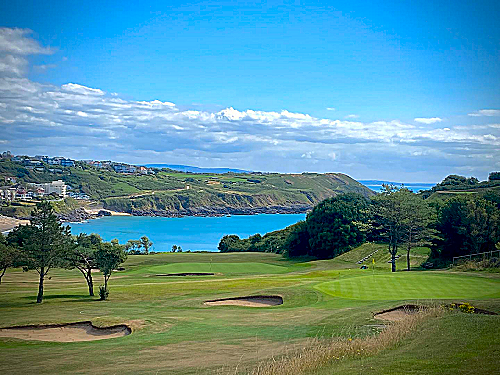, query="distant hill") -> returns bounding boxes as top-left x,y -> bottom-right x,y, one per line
359,180 -> 436,193
0,159 -> 374,218
145,164 -> 251,174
